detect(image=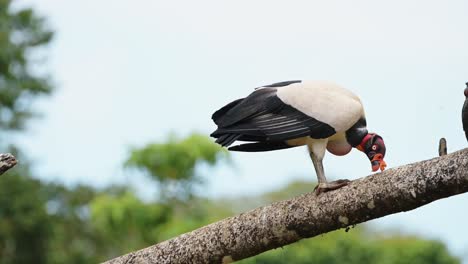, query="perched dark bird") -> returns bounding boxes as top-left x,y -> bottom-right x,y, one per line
210,80 -> 387,194
463,82 -> 468,141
